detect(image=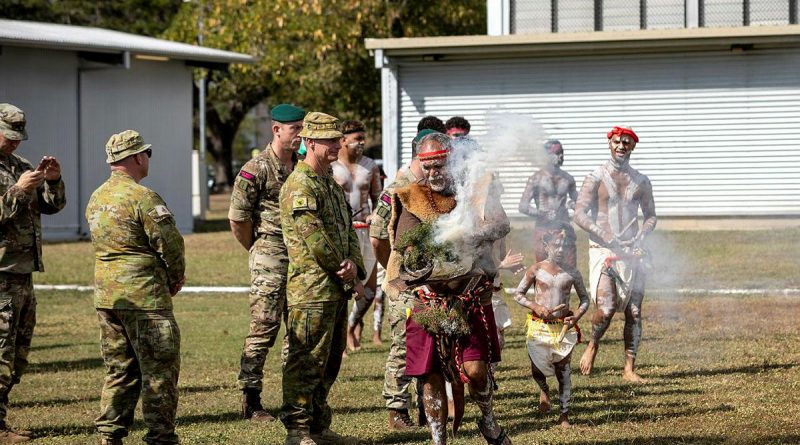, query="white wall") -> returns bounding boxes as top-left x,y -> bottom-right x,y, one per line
0,46 -> 81,239
79,58 -> 193,235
